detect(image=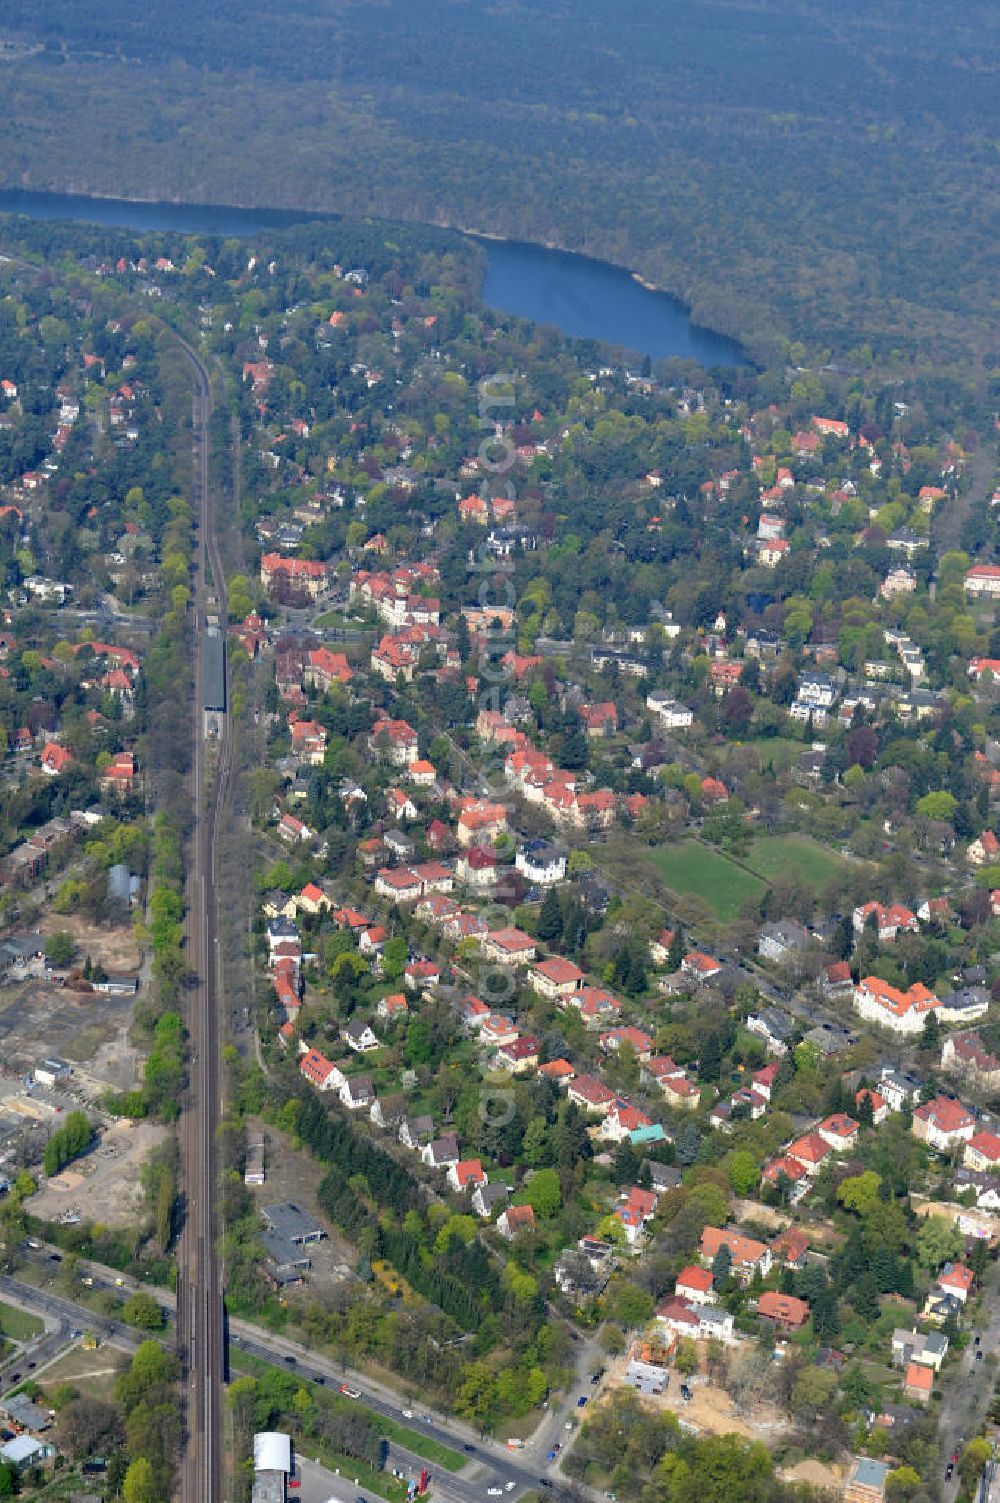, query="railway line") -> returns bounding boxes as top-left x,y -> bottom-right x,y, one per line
172,332 -> 232,1503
